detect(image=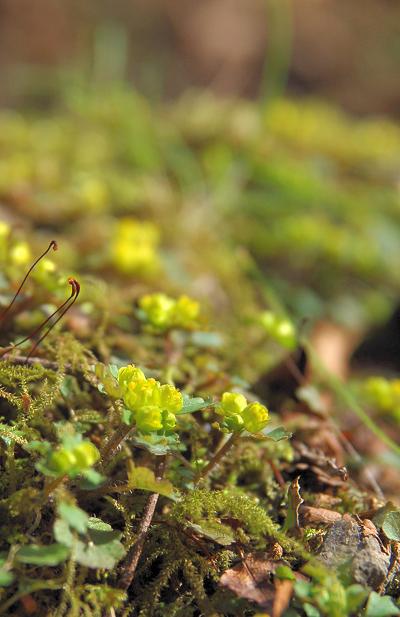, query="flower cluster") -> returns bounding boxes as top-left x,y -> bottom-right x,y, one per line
216,392 -> 269,434
111,218 -> 160,275
138,292 -> 200,331
260,311 -> 297,350
364,376 -> 400,421
48,440 -> 100,477
117,364 -> 183,433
